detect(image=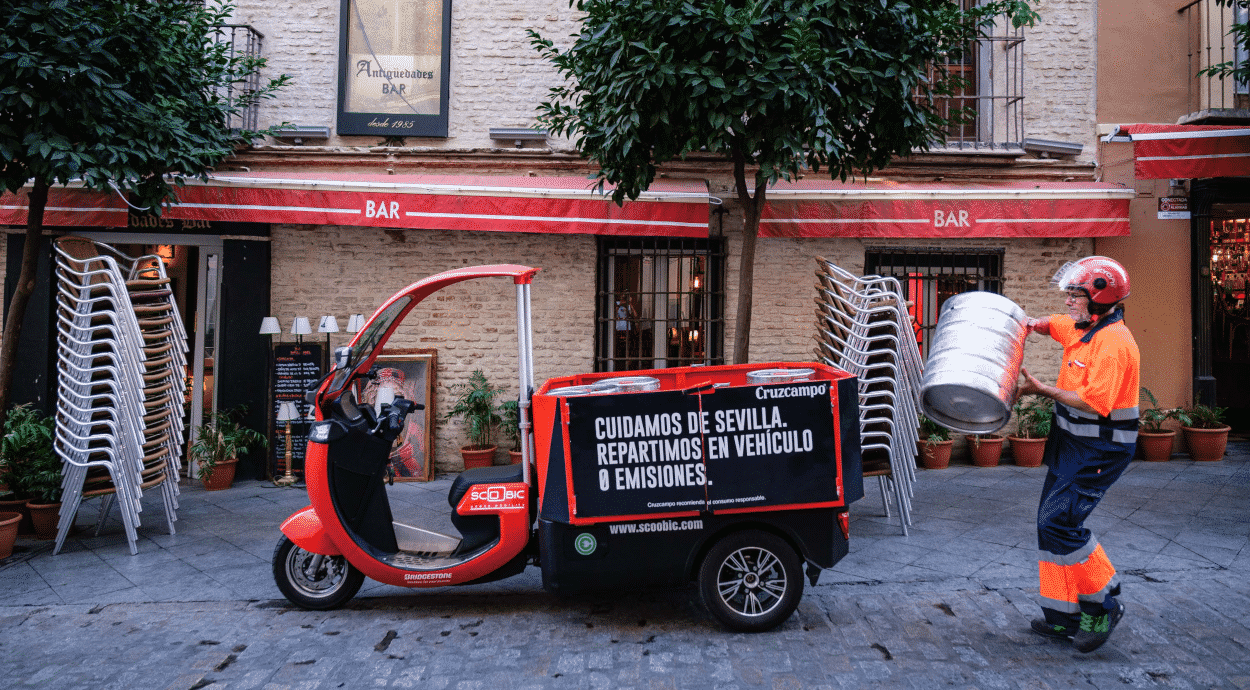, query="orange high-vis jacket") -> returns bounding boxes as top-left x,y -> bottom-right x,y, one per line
1048,314 -> 1140,418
